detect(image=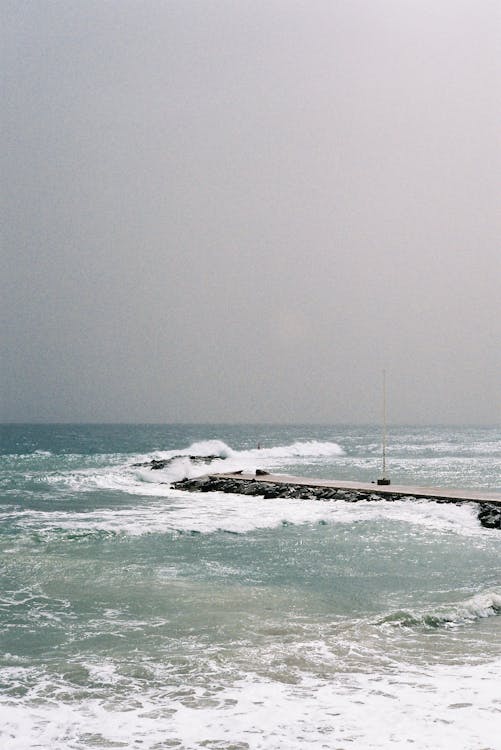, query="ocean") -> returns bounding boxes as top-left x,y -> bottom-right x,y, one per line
1,423 -> 500,749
